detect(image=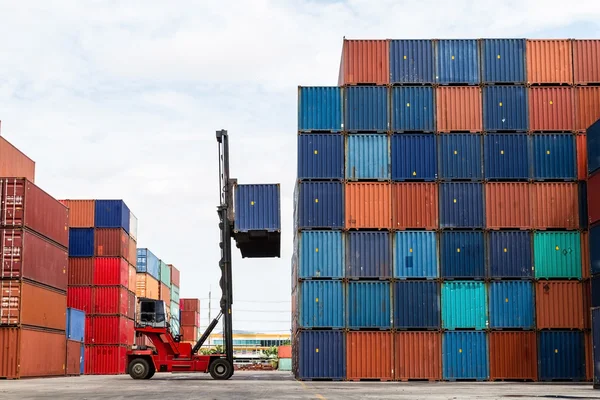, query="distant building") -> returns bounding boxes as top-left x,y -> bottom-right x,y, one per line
208,331 -> 290,359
